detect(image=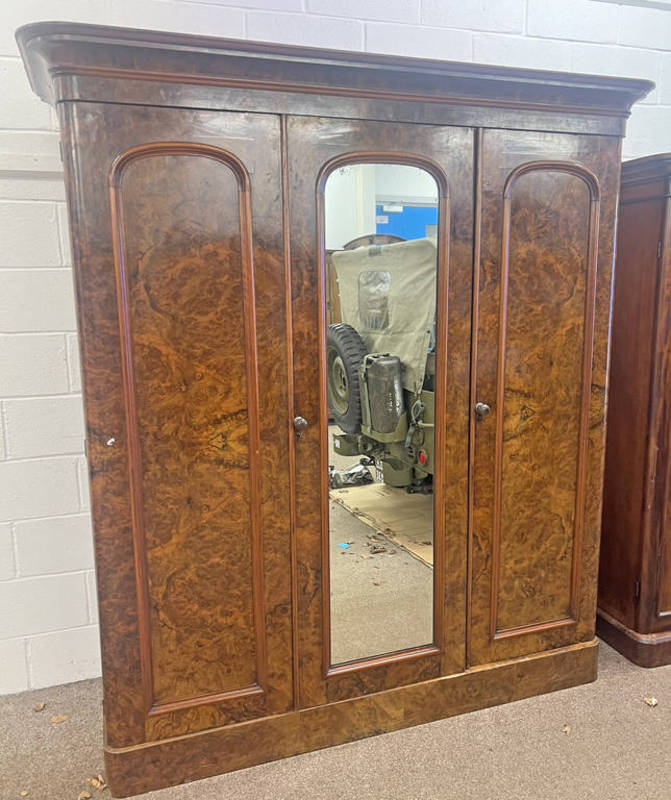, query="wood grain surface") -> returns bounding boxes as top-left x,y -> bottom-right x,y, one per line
599,196 -> 664,628
112,147 -> 264,710
22,25 -> 639,794
18,22 -> 652,135
470,129 -> 620,665
287,116 -> 474,706
598,153 -> 671,664
104,639 -> 598,797
60,103 -> 294,745
596,610 -> 671,667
